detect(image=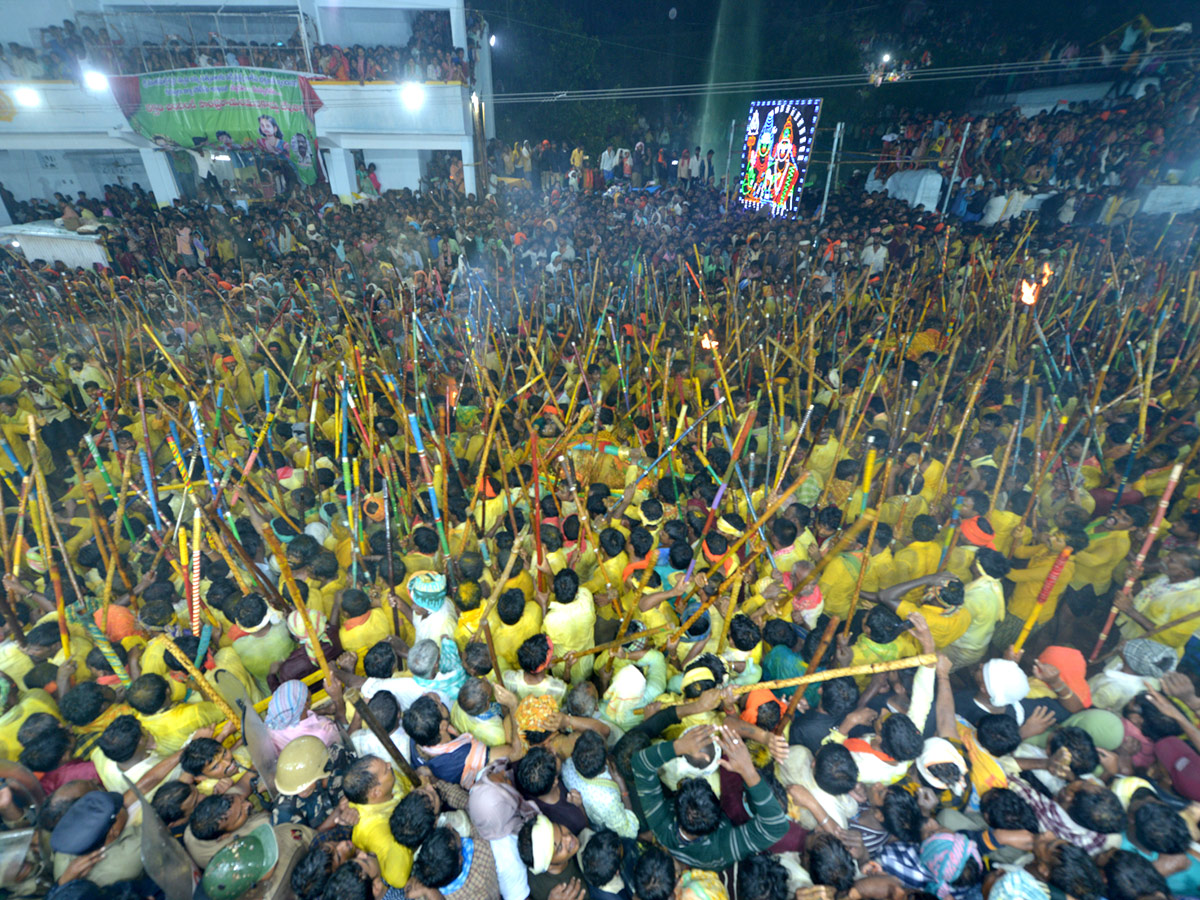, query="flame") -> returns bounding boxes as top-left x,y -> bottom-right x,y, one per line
1020,280 -> 1038,306
1041,262 -> 1053,286
701,333 -> 719,350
